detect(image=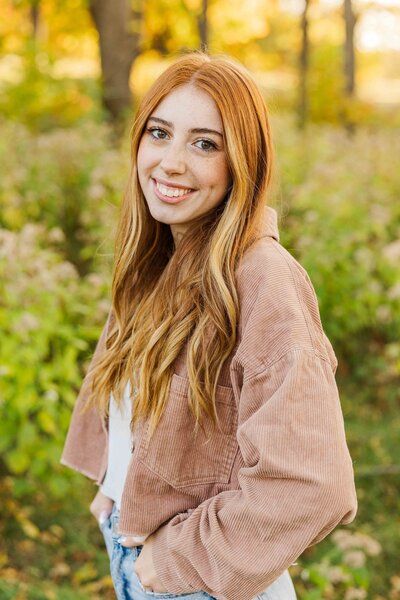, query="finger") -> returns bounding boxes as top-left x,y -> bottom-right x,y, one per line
119,536 -> 142,547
